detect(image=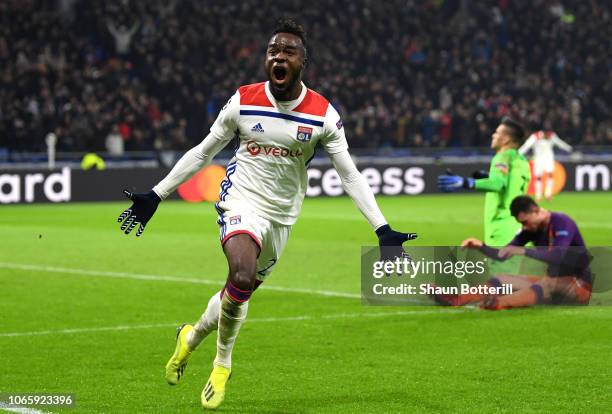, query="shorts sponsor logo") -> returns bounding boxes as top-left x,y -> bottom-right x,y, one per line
296,126 -> 313,142
246,140 -> 303,158
230,215 -> 241,225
